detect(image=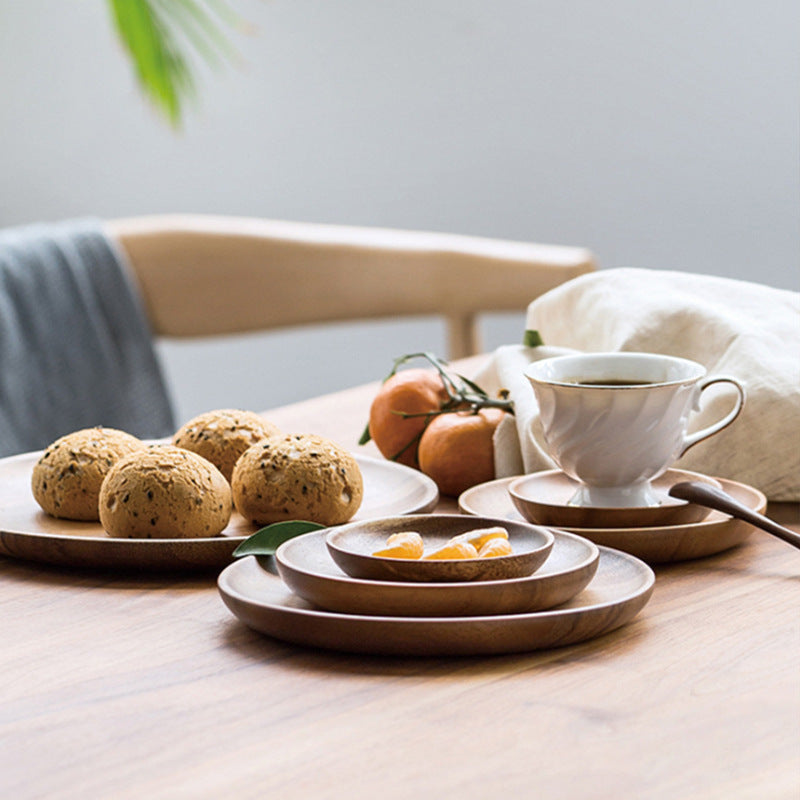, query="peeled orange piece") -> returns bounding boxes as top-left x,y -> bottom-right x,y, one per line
372,531 -> 424,559
449,526 -> 509,551
477,538 -> 513,558
422,541 -> 479,560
